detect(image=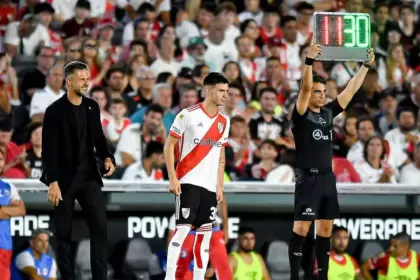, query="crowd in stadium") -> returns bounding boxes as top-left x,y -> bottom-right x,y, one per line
0,0 -> 419,184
